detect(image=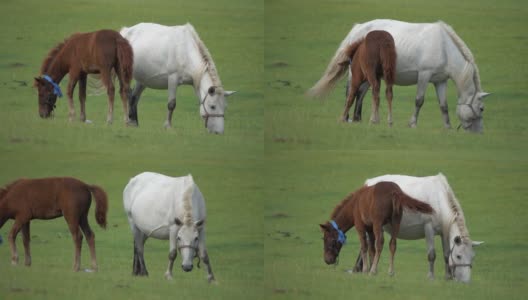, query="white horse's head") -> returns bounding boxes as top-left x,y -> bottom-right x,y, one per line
448,236 -> 484,283
456,92 -> 490,133
175,218 -> 204,272
200,86 -> 236,134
